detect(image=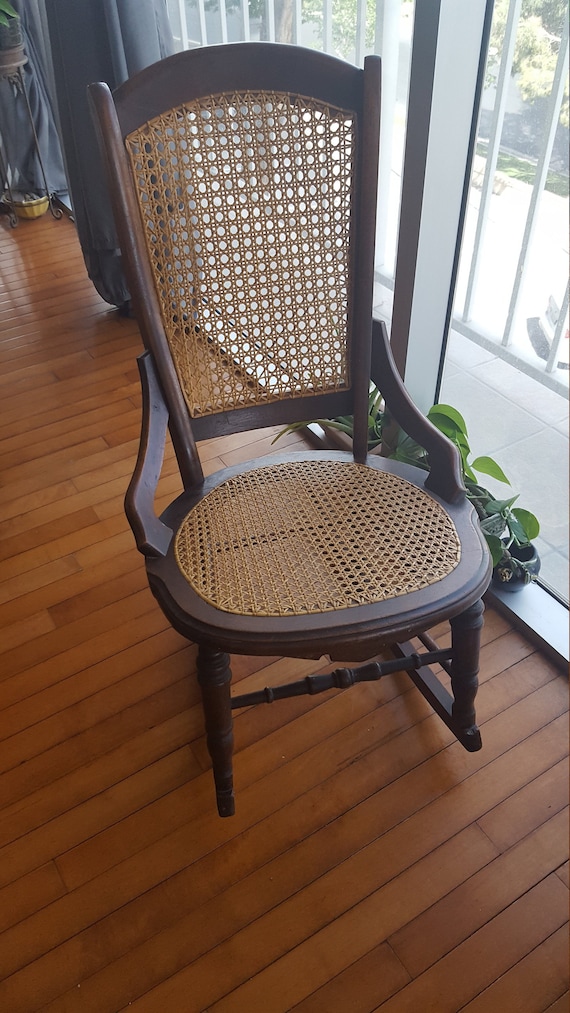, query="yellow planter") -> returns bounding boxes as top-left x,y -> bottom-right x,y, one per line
1,193 -> 49,219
